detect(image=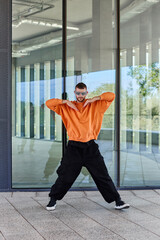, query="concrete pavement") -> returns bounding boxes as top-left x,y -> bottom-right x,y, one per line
0,190 -> 160,240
